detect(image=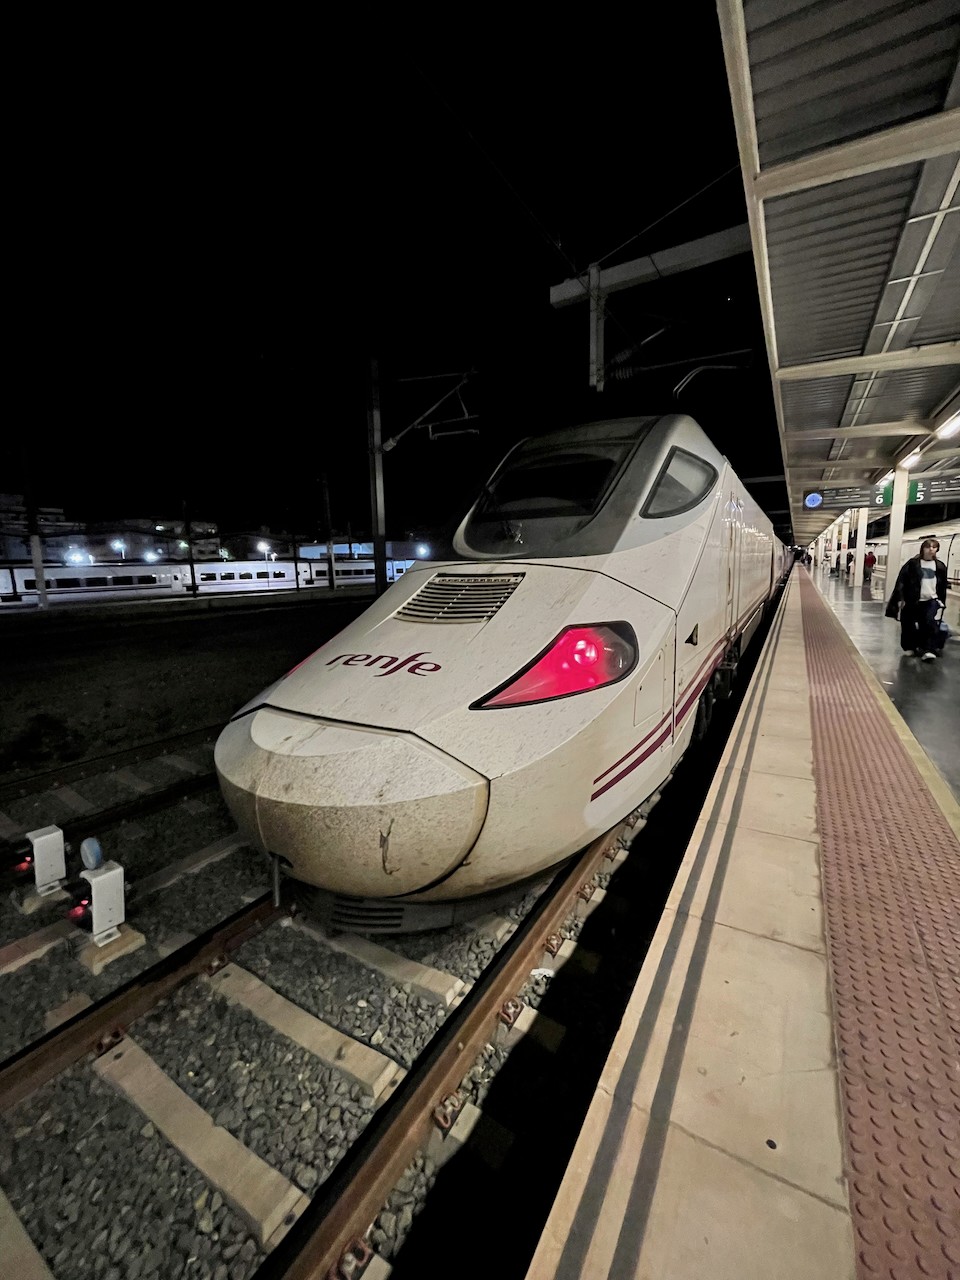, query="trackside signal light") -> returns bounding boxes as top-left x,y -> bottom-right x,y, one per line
472,623 -> 637,709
